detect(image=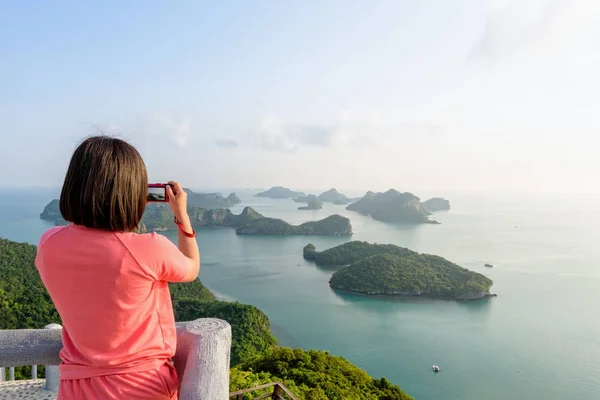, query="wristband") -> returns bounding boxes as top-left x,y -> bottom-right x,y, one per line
174,216 -> 195,238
